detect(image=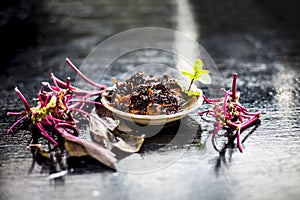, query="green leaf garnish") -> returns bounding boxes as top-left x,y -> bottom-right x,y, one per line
181,59 -> 211,92
183,86 -> 202,97
185,90 -> 201,97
